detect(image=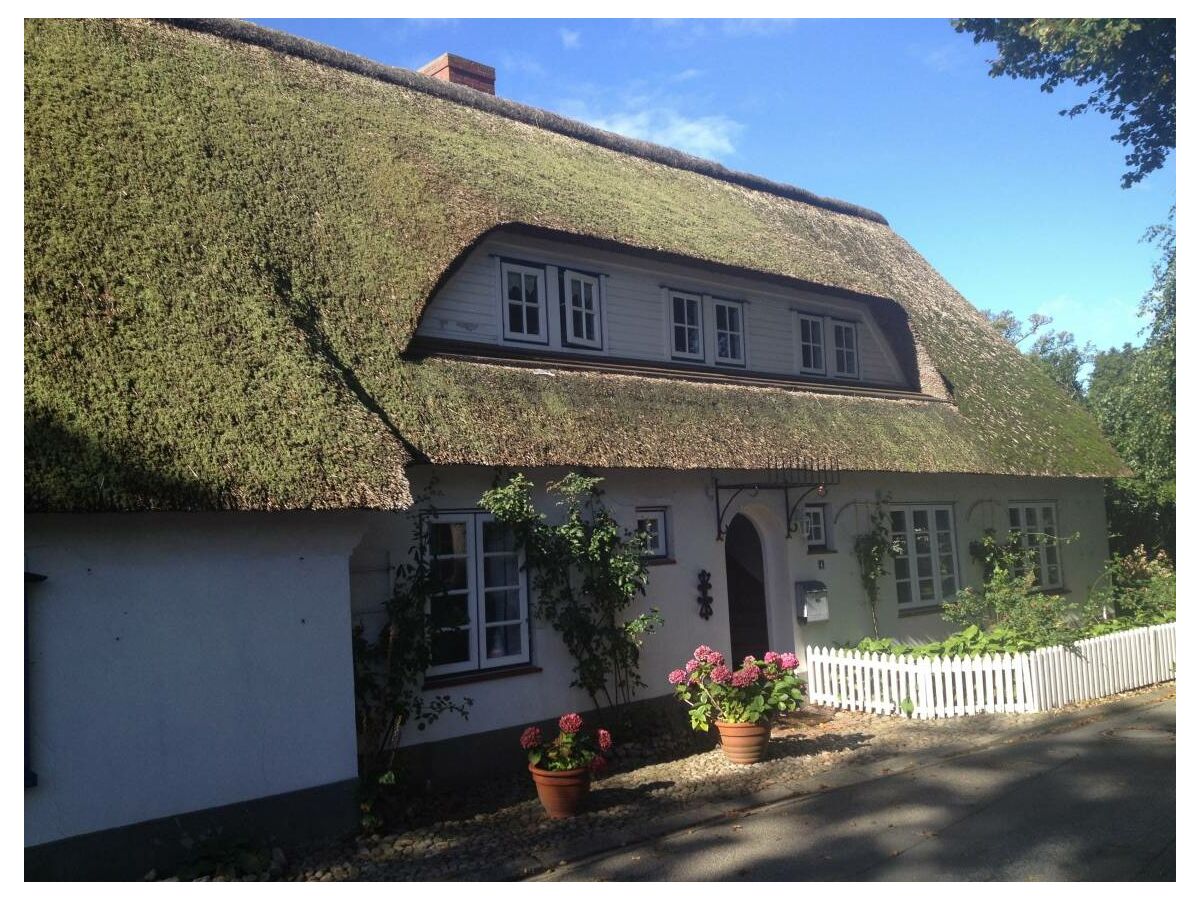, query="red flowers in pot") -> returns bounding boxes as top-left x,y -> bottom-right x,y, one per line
669,646 -> 805,764
521,713 -> 613,818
